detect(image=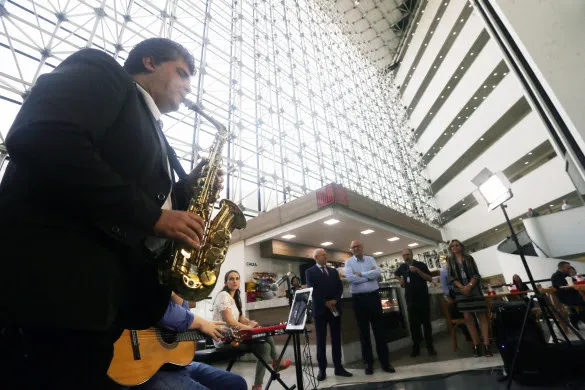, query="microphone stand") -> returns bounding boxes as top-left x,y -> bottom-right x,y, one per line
285,278 -> 294,308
